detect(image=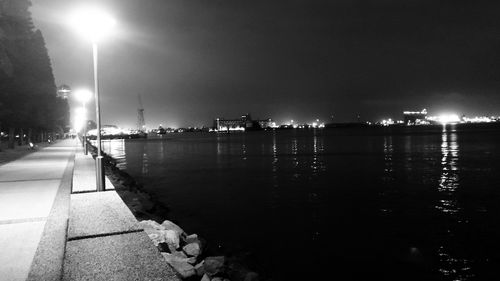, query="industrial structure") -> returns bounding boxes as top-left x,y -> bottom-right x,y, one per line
213,114 -> 274,131
403,109 -> 428,125
137,94 -> 146,131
